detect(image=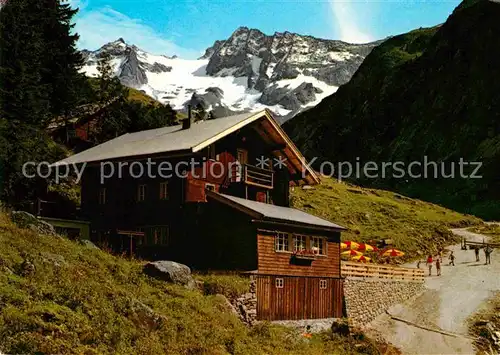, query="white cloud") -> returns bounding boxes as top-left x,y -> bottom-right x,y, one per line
73,6 -> 200,58
329,1 -> 374,43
